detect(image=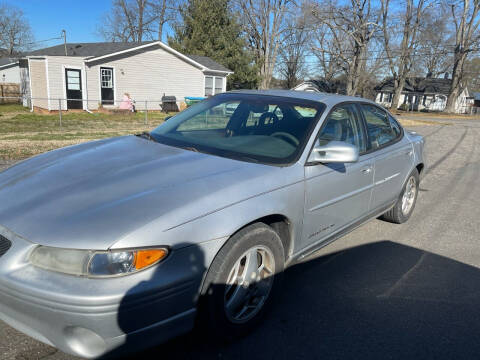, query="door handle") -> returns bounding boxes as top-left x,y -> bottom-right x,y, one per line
405,150 -> 413,156
361,167 -> 372,174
